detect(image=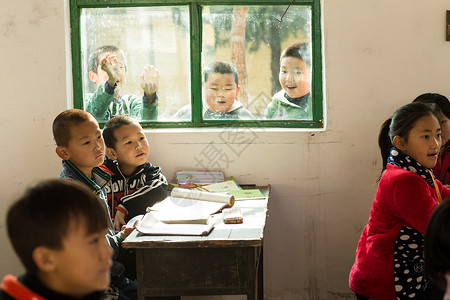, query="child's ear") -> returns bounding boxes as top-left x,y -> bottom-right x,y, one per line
236,86 -> 240,97
89,70 -> 98,84
393,136 -> 407,151
56,146 -> 70,160
32,246 -> 57,272
106,148 -> 117,160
